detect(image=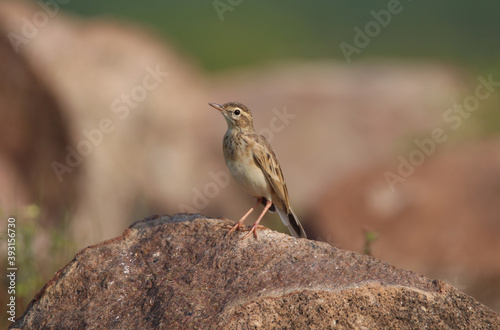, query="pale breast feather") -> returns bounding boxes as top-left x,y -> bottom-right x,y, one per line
225,147 -> 272,199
